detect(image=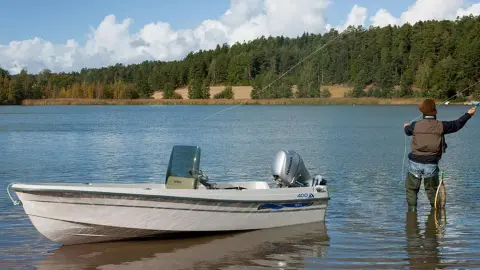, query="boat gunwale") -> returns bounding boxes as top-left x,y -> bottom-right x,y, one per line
12,185 -> 330,204
24,199 -> 328,213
